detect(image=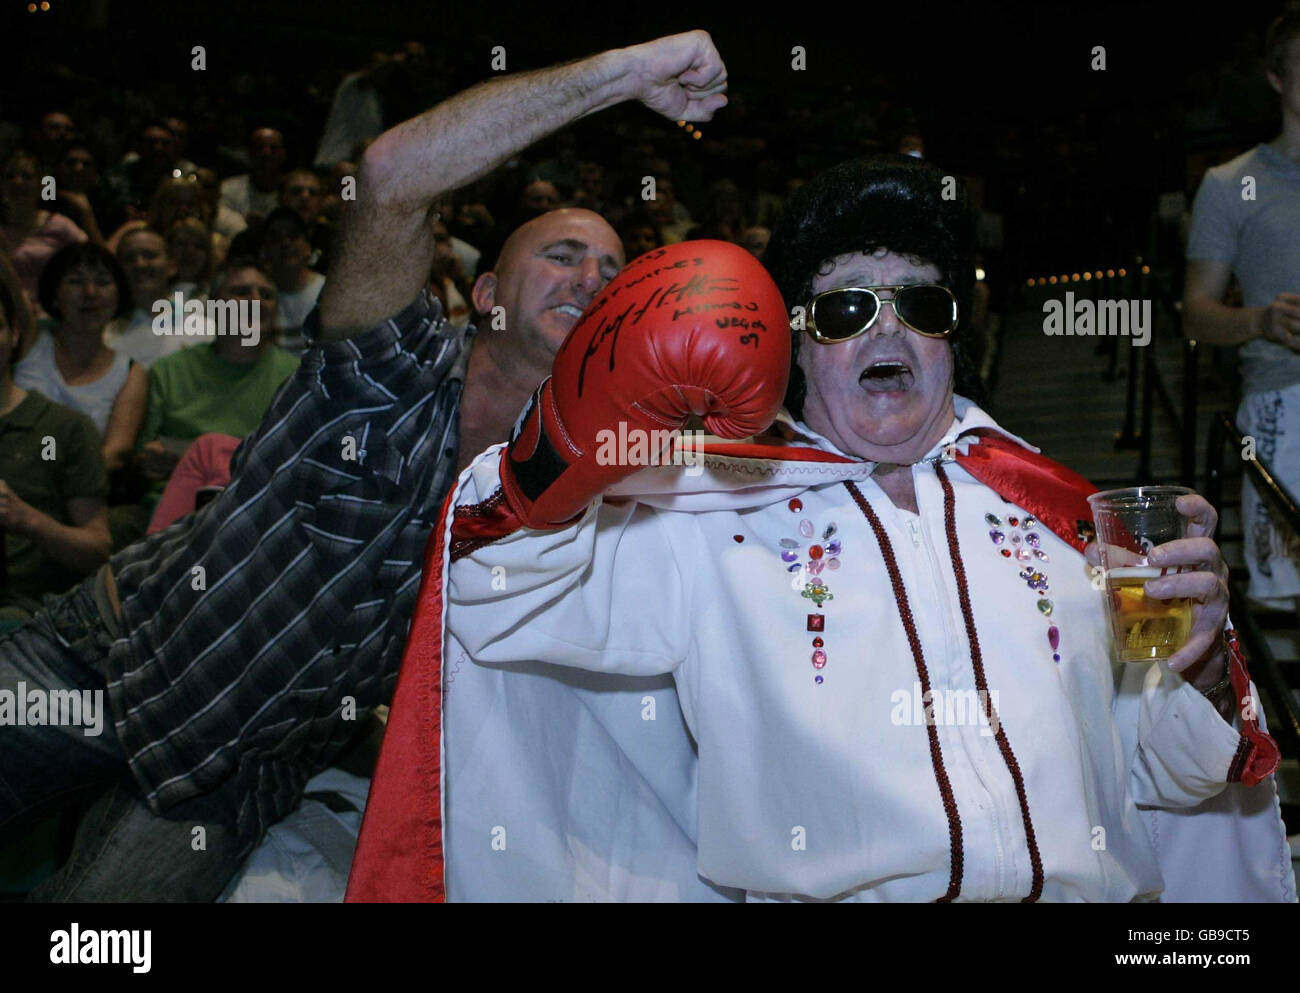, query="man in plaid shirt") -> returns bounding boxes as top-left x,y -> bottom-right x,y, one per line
0,30 -> 726,900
